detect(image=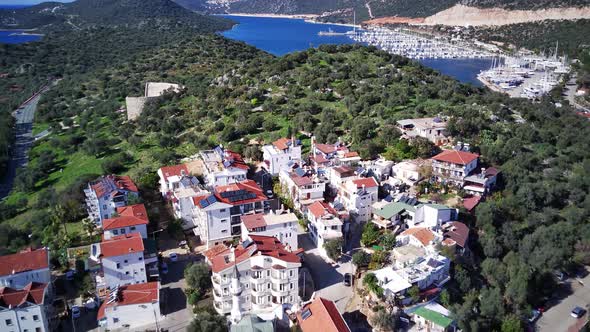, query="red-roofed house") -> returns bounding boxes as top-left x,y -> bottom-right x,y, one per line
199,147 -> 249,187
297,297 -> 351,332
431,150 -> 480,186
191,180 -> 270,249
0,282 -> 51,332
279,169 -> 326,210
240,210 -> 299,249
205,235 -> 302,316
158,163 -> 189,198
441,222 -> 470,255
103,204 -> 149,240
262,137 -> 302,175
306,201 -> 344,260
335,177 -> 379,222
84,175 -> 139,226
91,233 -> 153,291
0,248 -> 50,289
97,282 -> 160,330
398,227 -> 440,249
